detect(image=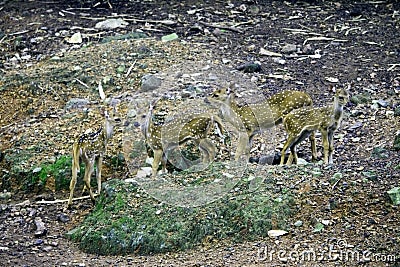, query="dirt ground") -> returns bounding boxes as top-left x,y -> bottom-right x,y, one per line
0,0 -> 399,266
